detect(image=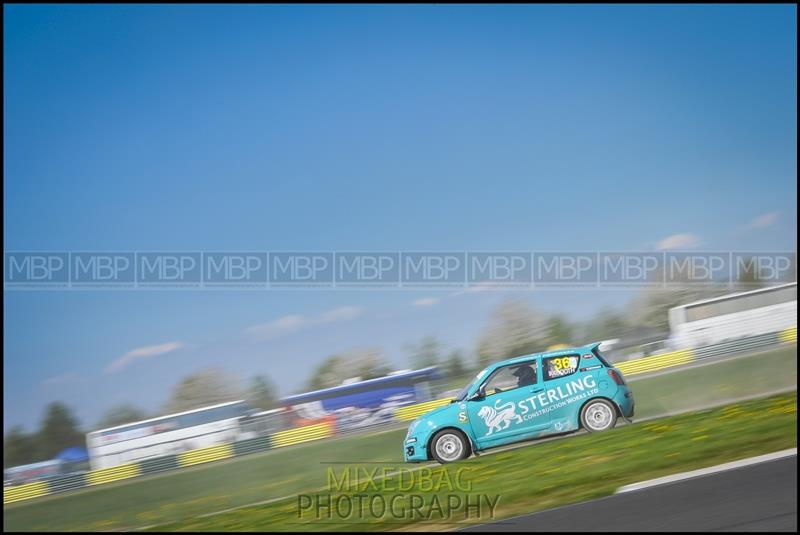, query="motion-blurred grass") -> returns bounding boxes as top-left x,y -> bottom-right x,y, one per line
627,346 -> 796,415
3,346 -> 796,532
151,393 -> 797,532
